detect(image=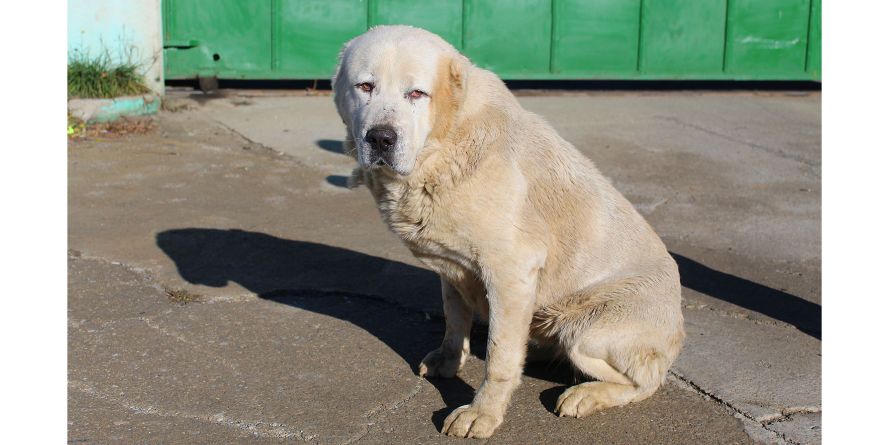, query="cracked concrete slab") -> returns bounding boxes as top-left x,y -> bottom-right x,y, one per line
766,412 -> 821,445
677,303 -> 821,422
68,383 -> 288,444
68,253 -> 752,444
69,89 -> 819,443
